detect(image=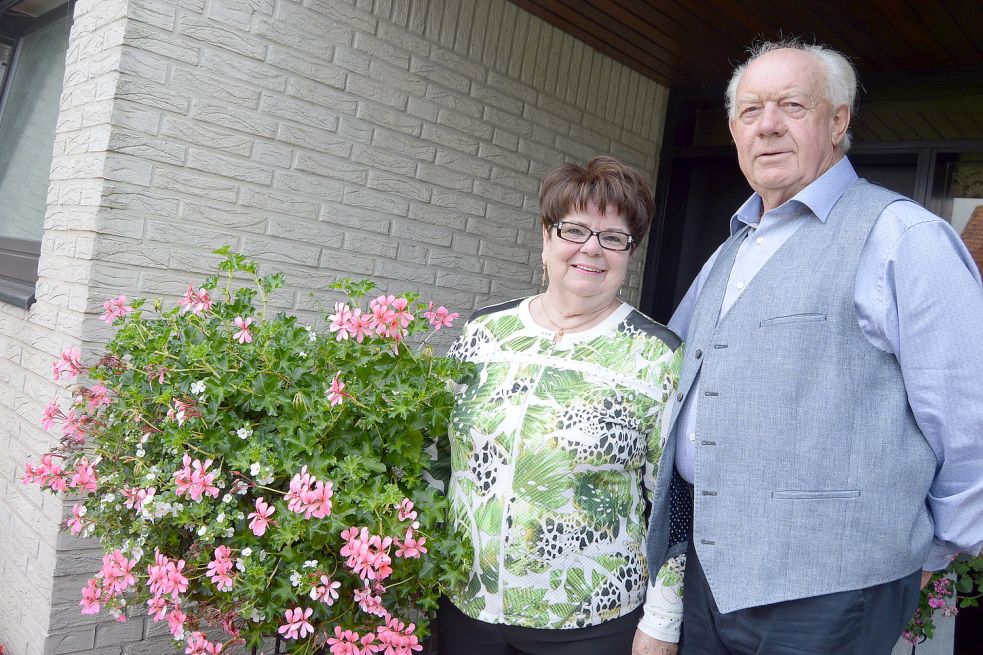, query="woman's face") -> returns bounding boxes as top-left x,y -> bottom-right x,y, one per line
542,203 -> 632,304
